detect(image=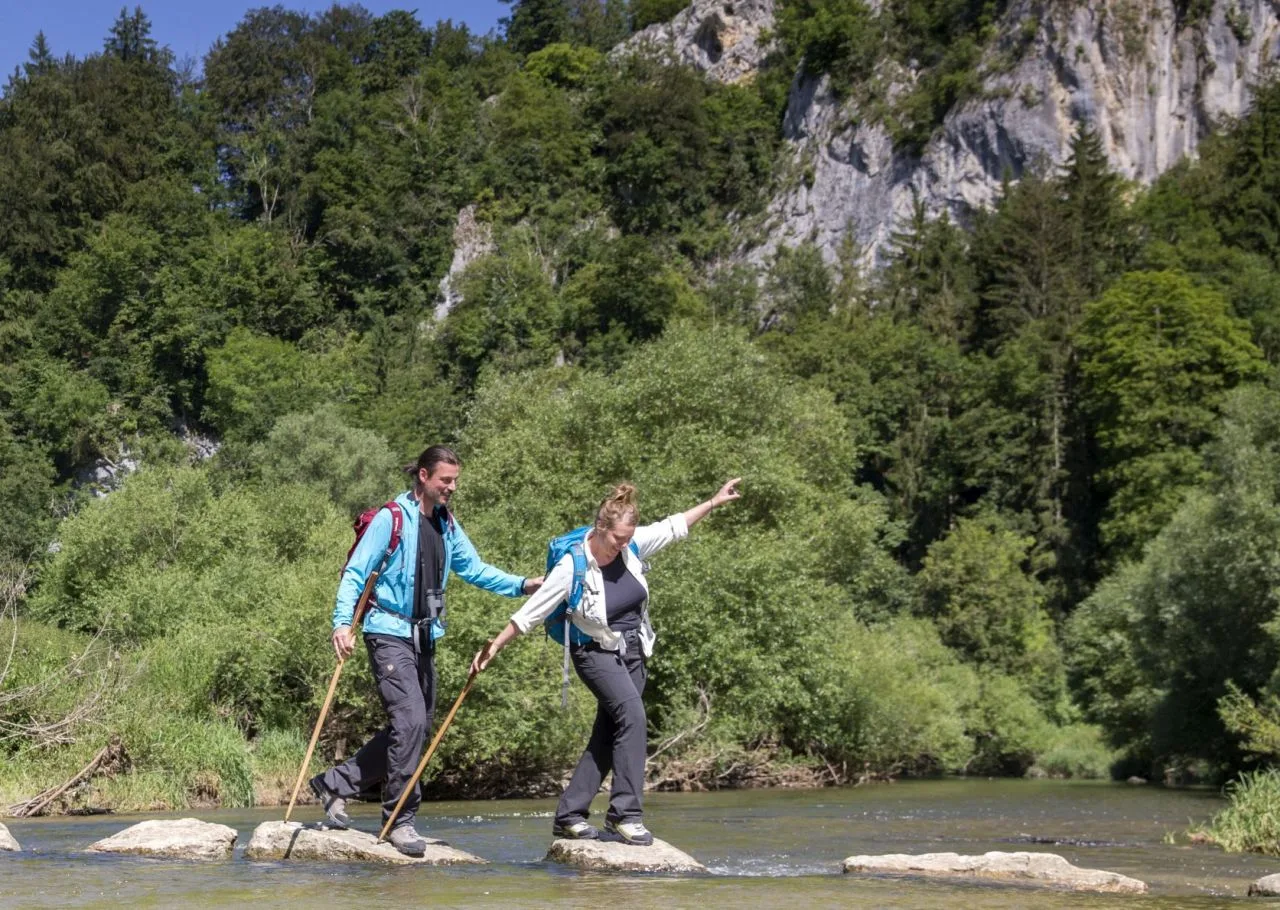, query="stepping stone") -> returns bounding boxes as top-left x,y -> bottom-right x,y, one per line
244,821 -> 486,866
0,822 -> 19,852
546,837 -> 707,873
1251,873 -> 1280,896
842,851 -> 1147,894
86,818 -> 236,860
